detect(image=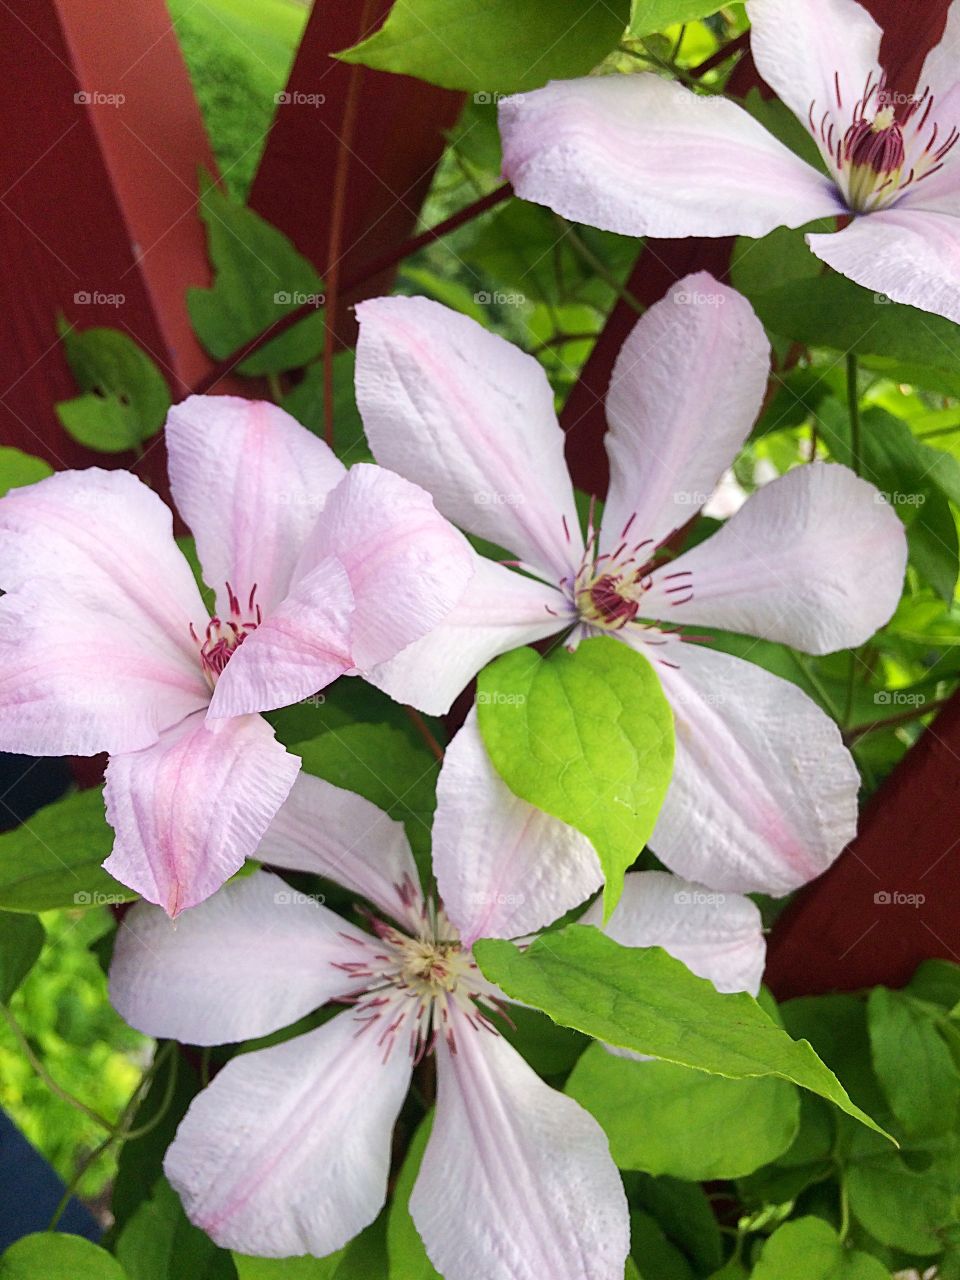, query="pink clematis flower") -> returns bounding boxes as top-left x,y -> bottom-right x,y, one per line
498,0 -> 960,324
353,279 -> 907,898
108,716 -> 765,1274
0,396 -> 472,916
